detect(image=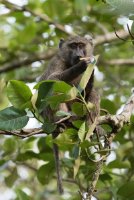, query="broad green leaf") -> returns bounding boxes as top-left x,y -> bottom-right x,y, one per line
117,181 -> 134,199
74,0 -> 89,16
71,144 -> 80,159
74,157 -> 81,178
72,120 -> 84,129
108,160 -> 130,169
56,110 -> 72,117
7,80 -> 32,110
17,151 -> 38,161
101,99 -> 116,114
37,163 -> 54,184
106,0 -> 134,16
35,81 -> 55,112
16,21 -> 37,44
0,106 -> 29,131
42,122 -> 57,134
63,128 -> 79,142
53,81 -> 72,93
5,168 -> 18,187
16,189 -> 30,200
3,138 -> 17,154
48,93 -> 67,109
80,140 -> 99,149
54,132 -> 74,151
100,173 -> 112,182
0,160 -> 6,166
62,158 -> 74,168
78,122 -> 86,142
31,92 -> 38,110
37,136 -> 53,153
71,102 -> 86,116
79,55 -> 99,91
67,86 -> 78,100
